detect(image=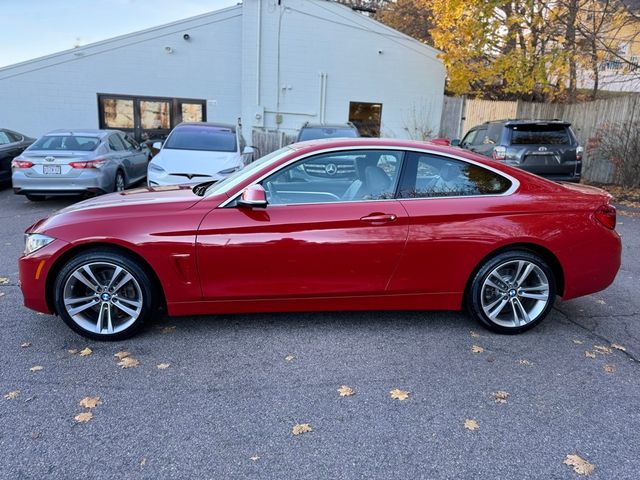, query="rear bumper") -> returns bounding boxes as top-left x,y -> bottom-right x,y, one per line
12,170 -> 113,195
